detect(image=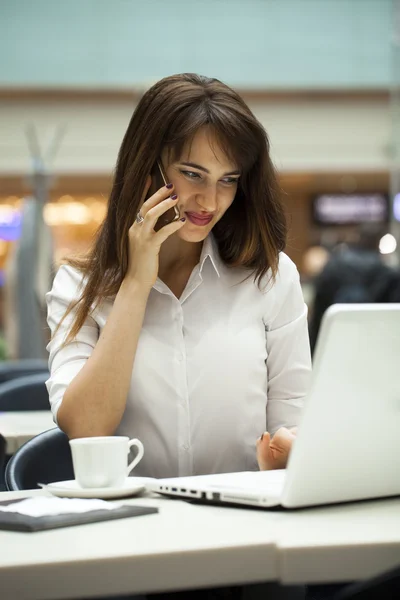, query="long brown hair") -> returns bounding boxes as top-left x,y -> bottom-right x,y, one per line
62,73 -> 287,342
